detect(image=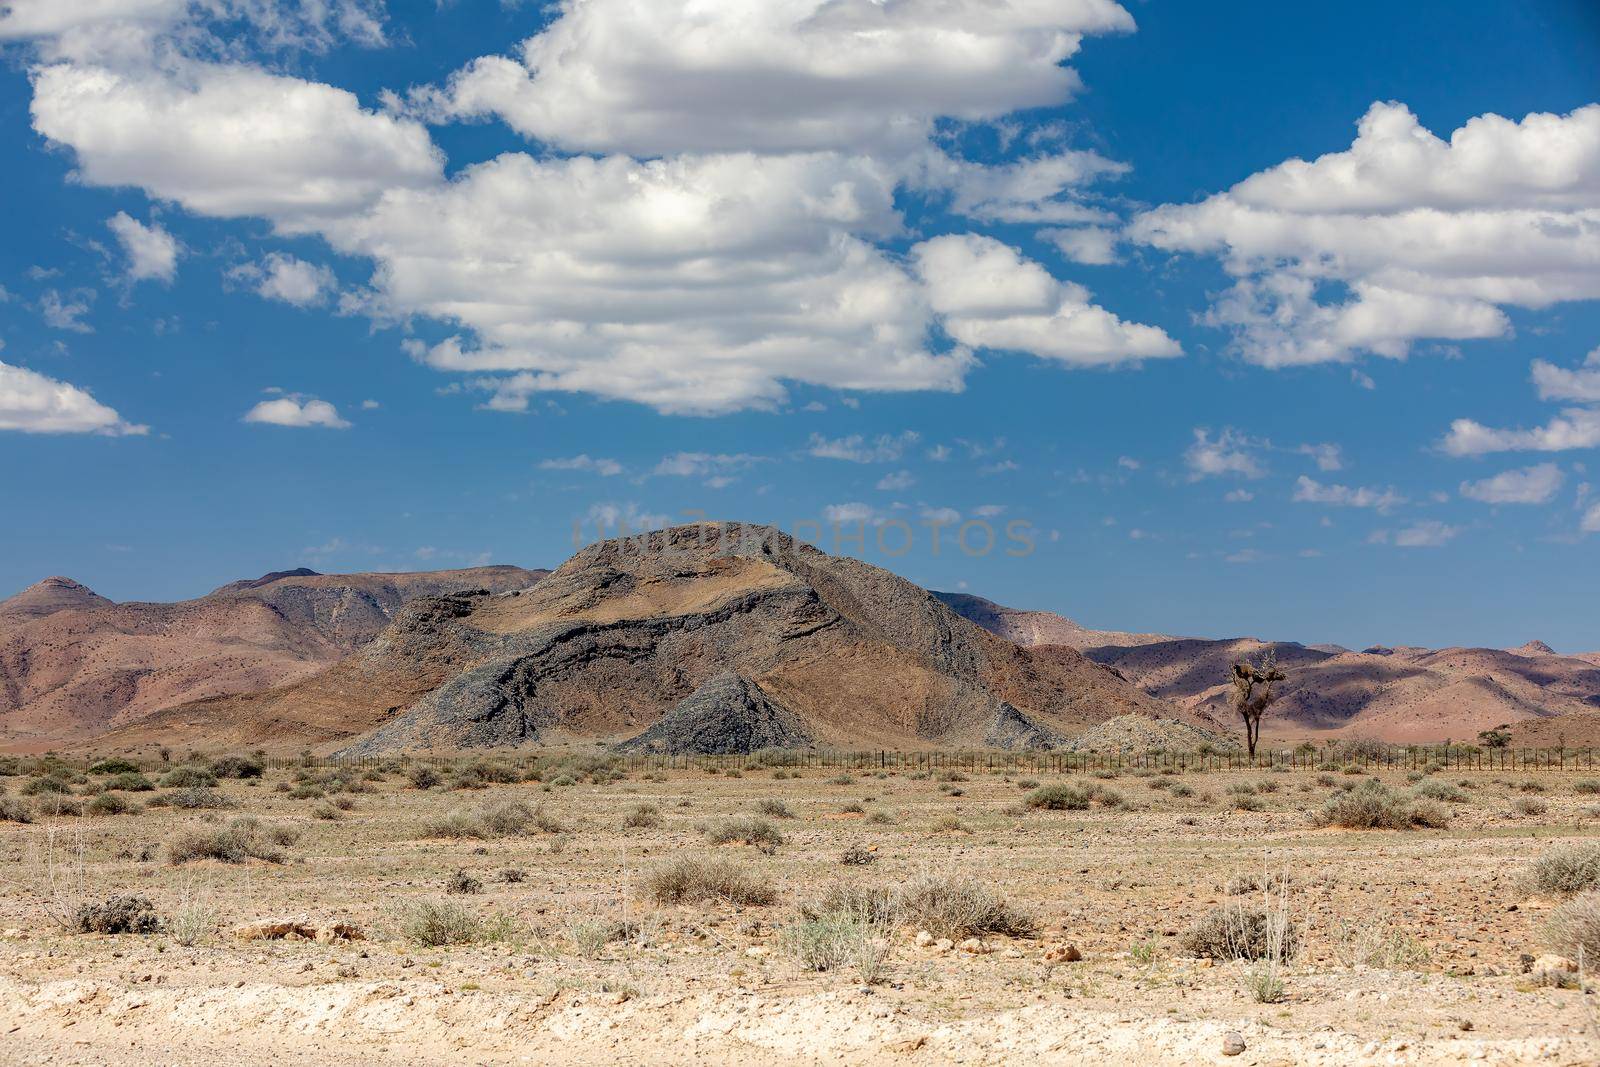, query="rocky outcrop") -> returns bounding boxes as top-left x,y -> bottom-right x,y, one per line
254,522 -> 1176,756
983,702 -> 1065,750
615,672 -> 814,754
